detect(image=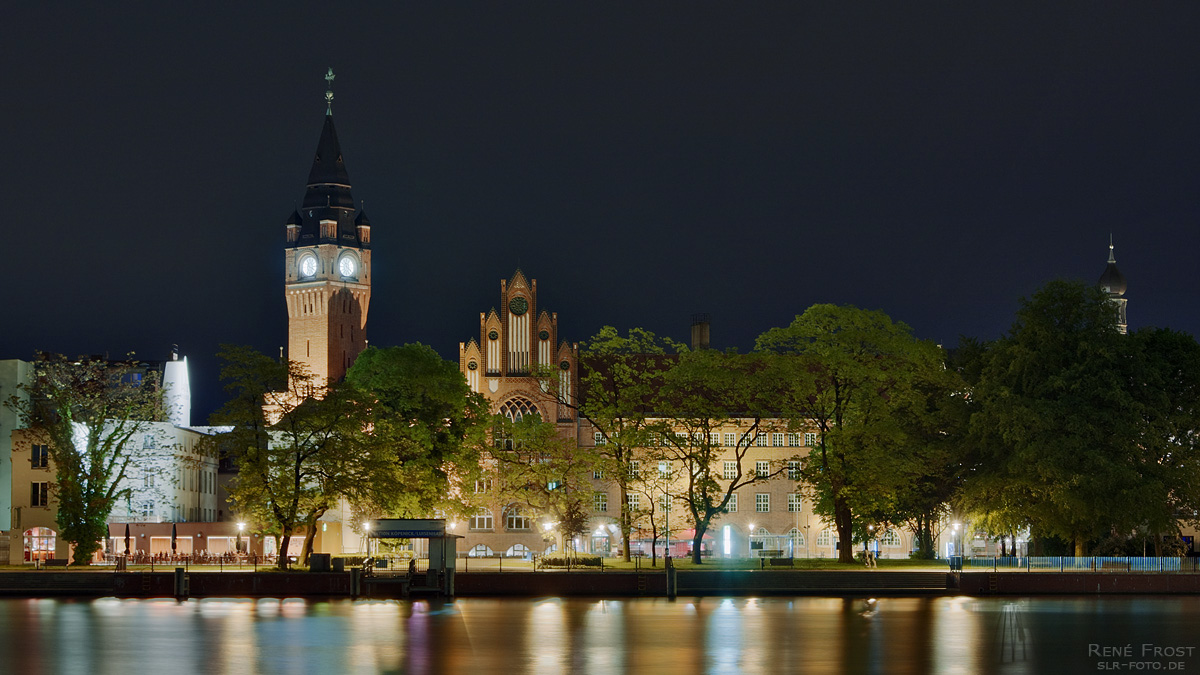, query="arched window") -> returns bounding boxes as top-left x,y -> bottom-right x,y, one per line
505,506 -> 530,531
505,544 -> 531,557
499,397 -> 539,422
468,544 -> 494,557
816,528 -> 835,547
469,509 -> 493,531
788,527 -> 806,547
880,530 -> 902,547
756,527 -> 770,536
